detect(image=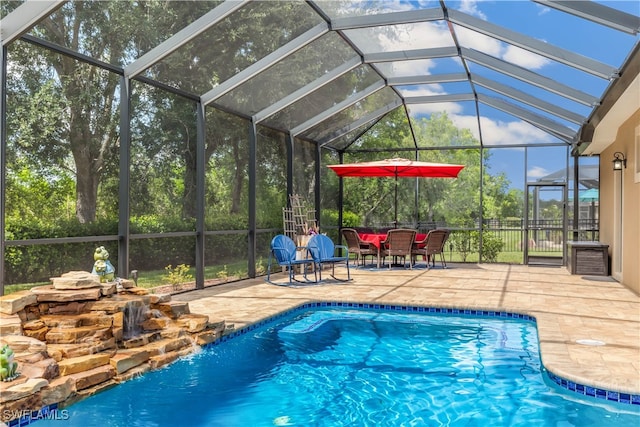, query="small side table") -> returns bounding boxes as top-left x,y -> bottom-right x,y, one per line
567,241 -> 609,276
